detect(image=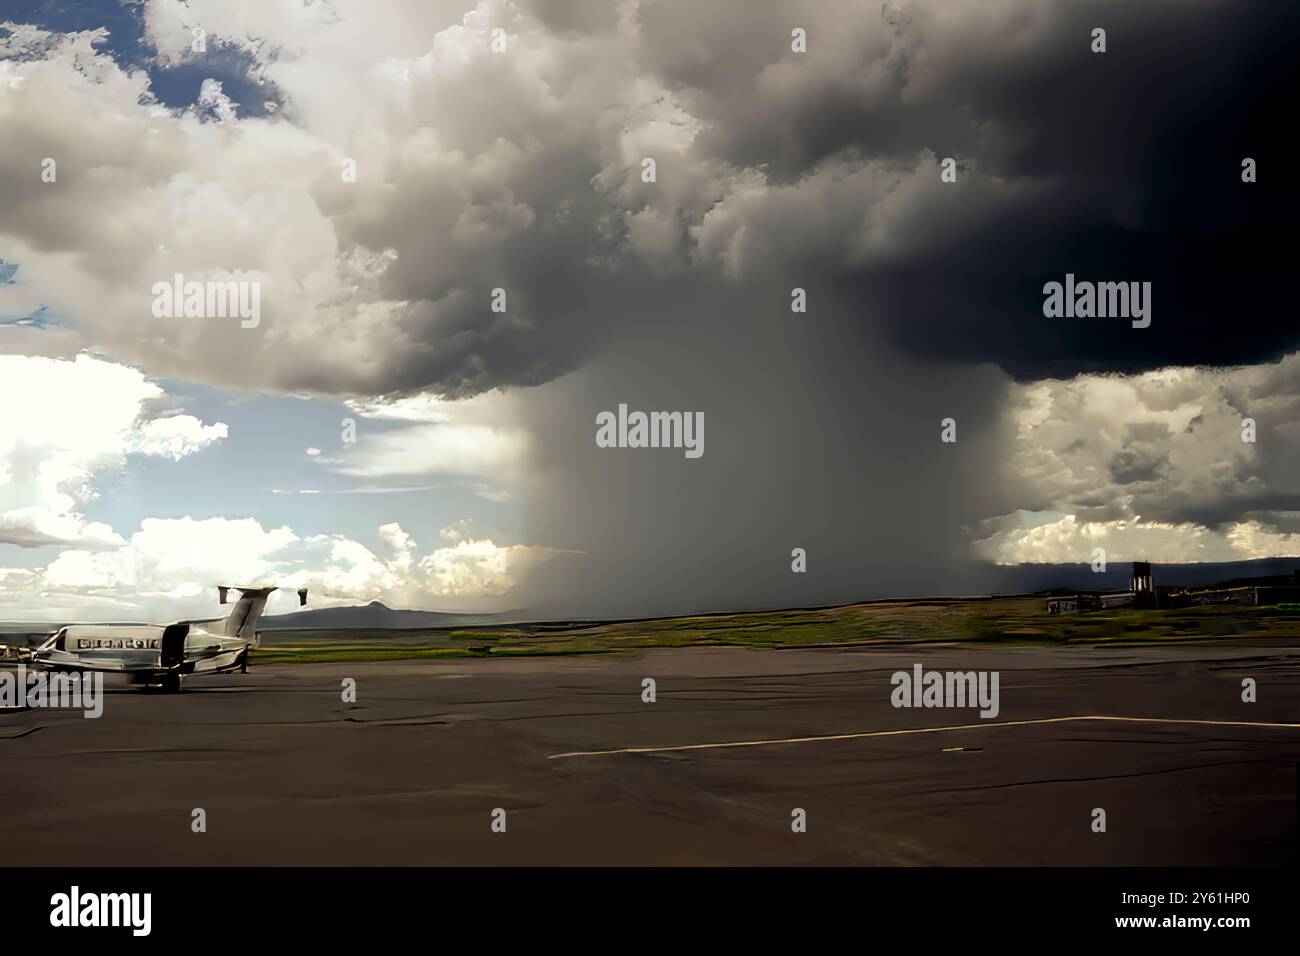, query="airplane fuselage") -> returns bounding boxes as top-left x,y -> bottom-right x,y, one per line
32,622 -> 250,688
28,585 -> 306,692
